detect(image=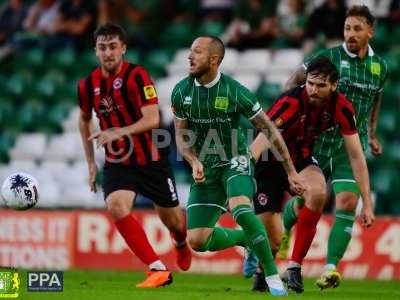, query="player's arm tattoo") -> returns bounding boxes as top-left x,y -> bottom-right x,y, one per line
250,112 -> 296,174
368,92 -> 382,139
174,117 -> 199,165
283,65 -> 307,92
